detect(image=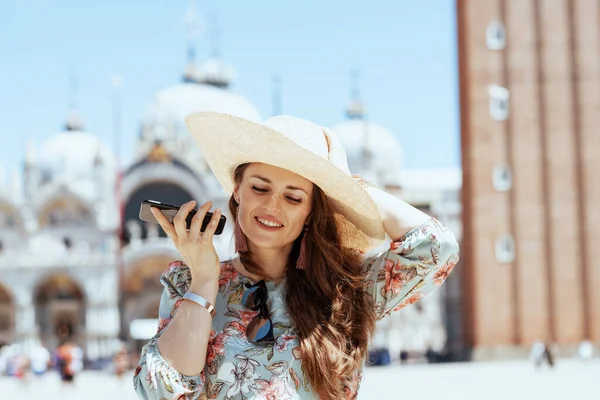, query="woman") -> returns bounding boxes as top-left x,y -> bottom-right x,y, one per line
133,112 -> 459,399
